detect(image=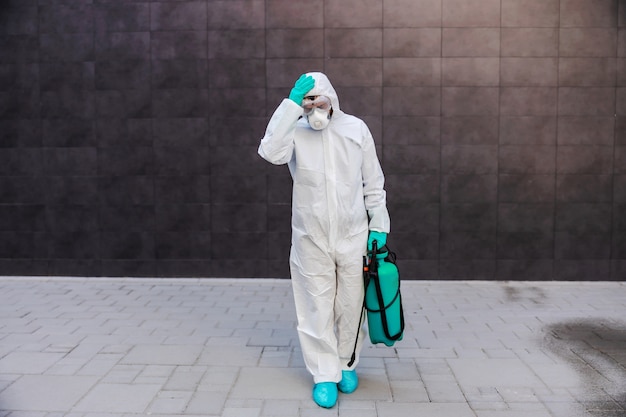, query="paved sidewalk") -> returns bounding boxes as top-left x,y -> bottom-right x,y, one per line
0,277 -> 625,417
